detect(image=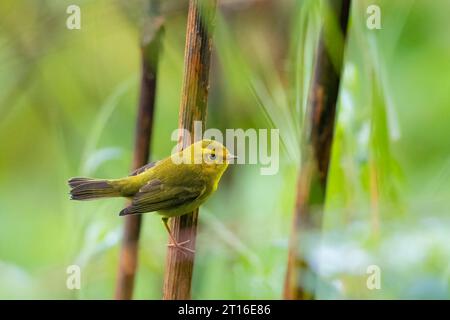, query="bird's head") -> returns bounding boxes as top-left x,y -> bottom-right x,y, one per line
176,139 -> 236,174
